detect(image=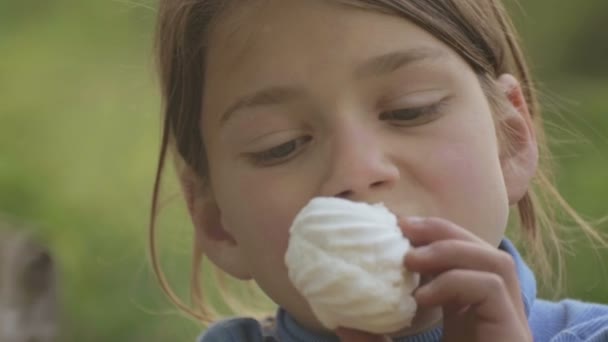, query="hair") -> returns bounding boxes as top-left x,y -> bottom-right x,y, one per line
149,0 -> 606,325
